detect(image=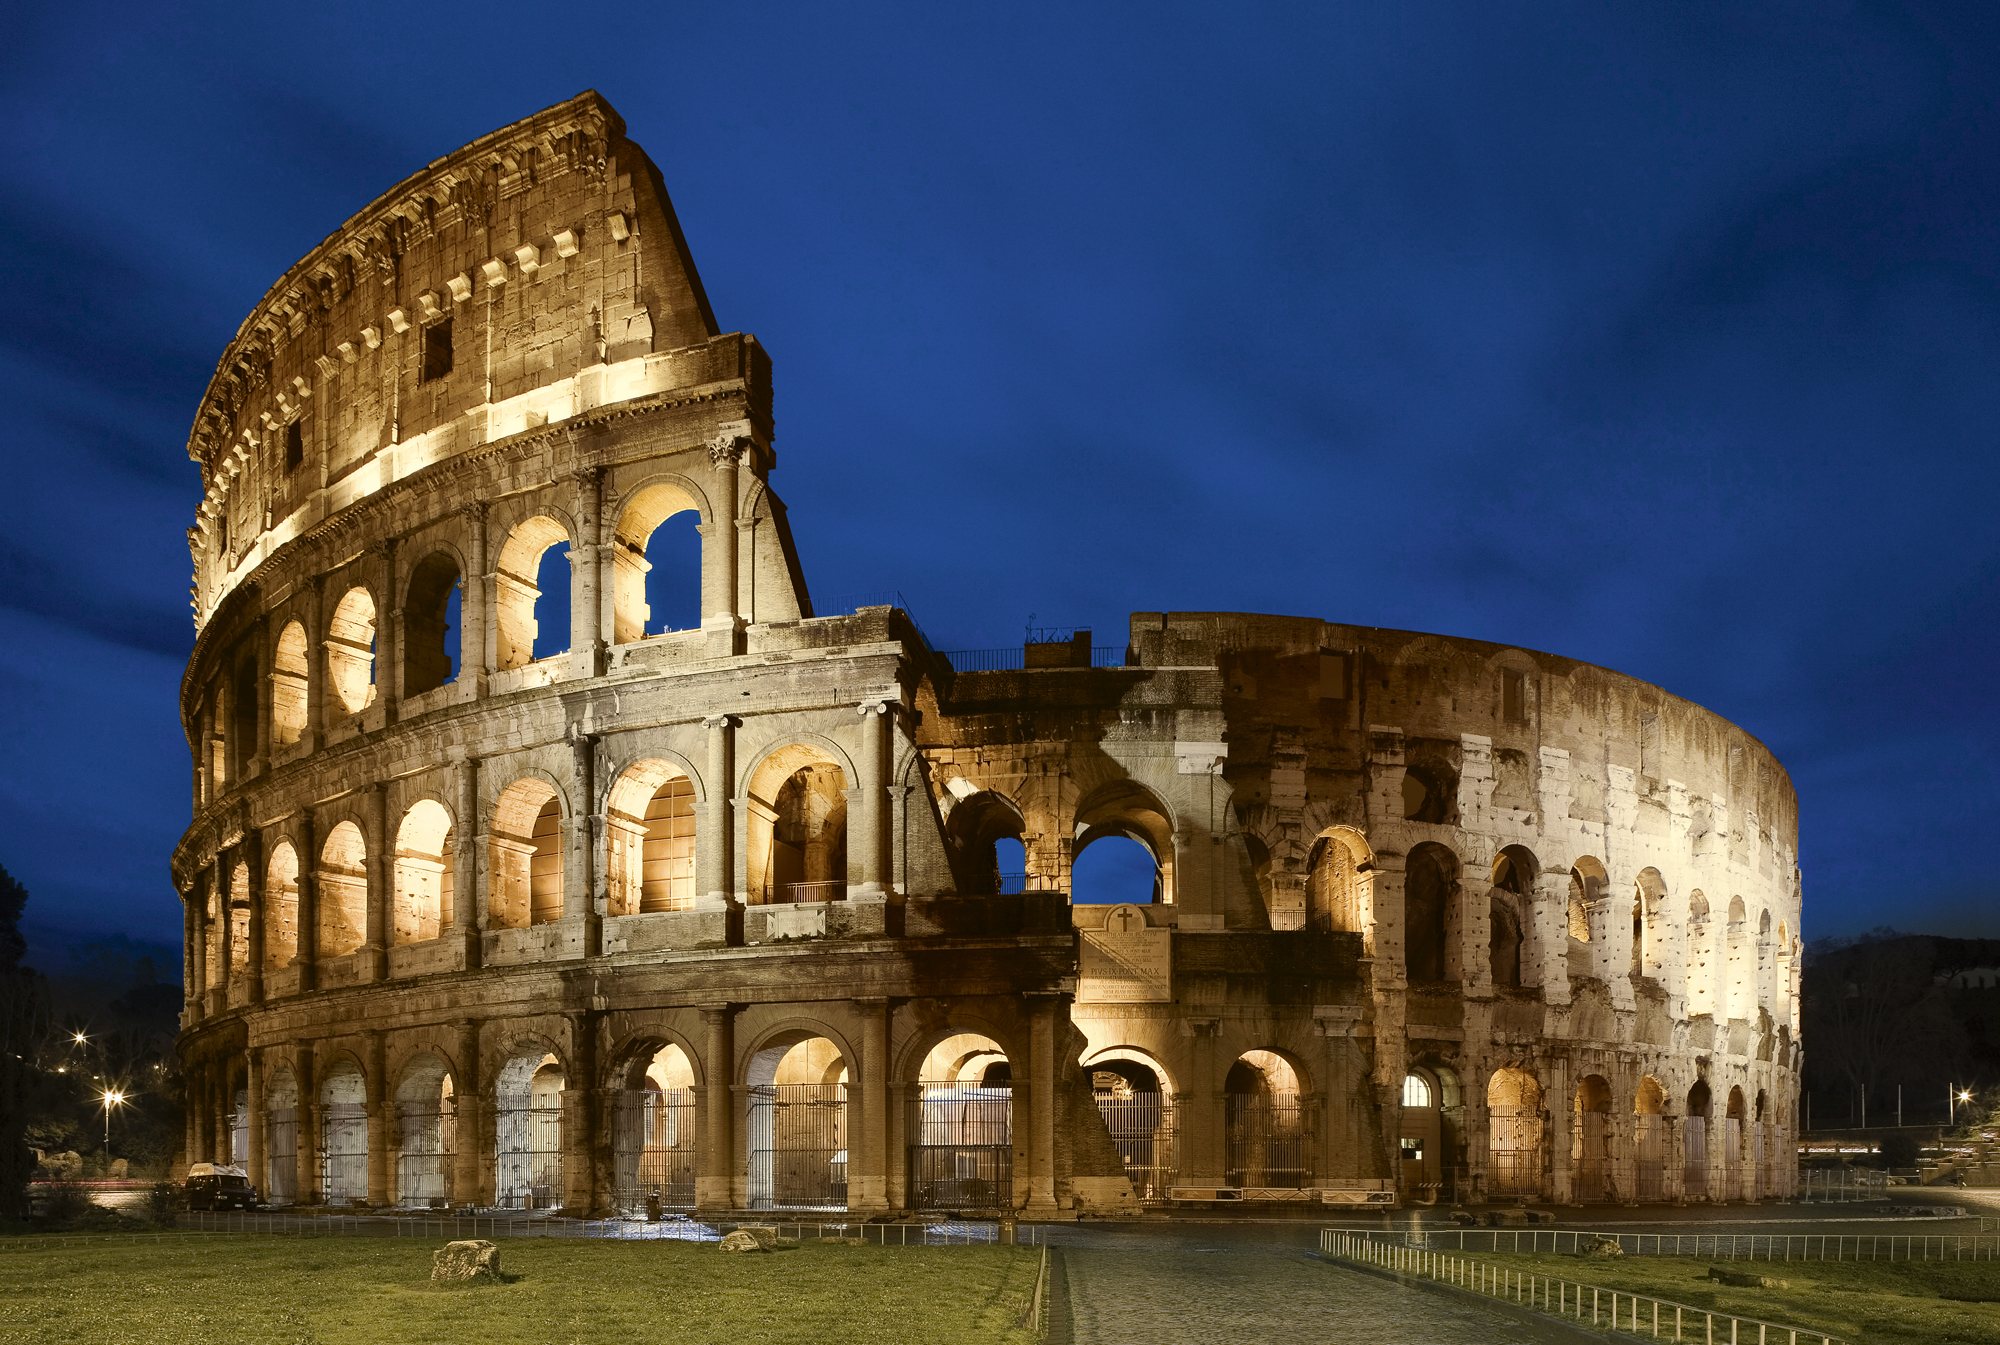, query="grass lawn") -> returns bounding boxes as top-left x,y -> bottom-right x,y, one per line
1479,1249 -> 2000,1345
0,1234 -> 1041,1345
